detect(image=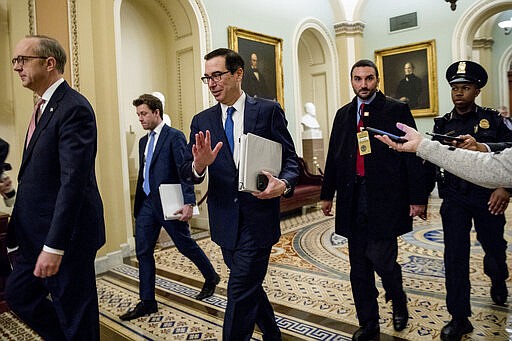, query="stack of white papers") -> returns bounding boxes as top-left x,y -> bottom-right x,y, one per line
159,184 -> 200,220
238,133 -> 282,192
